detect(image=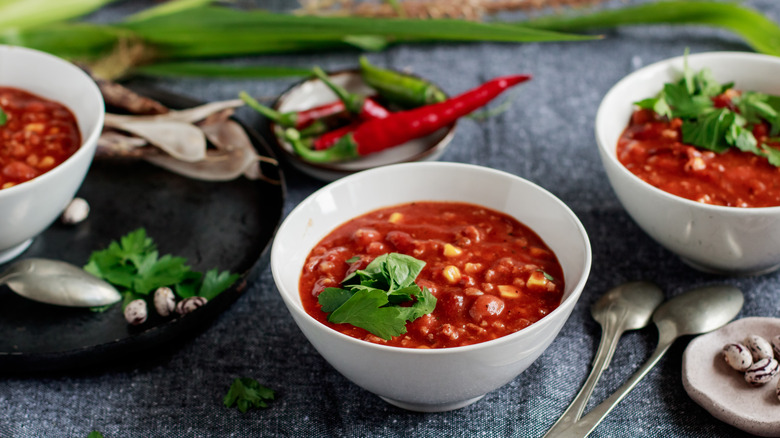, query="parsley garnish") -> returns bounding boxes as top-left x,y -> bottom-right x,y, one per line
317,253 -> 436,340
635,50 -> 780,166
84,228 -> 240,308
224,377 -> 275,413
0,106 -> 6,126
